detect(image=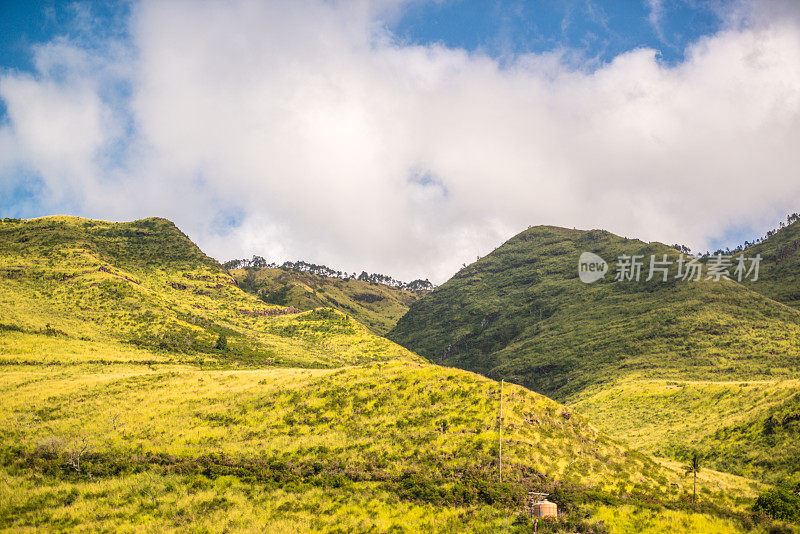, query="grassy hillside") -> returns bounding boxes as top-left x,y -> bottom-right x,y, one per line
230,267 -> 425,334
573,378 -> 800,488
739,219 -> 800,309
0,362 -> 766,532
389,226 -> 800,399
0,216 -> 417,368
0,216 -> 779,531
388,225 -> 800,487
